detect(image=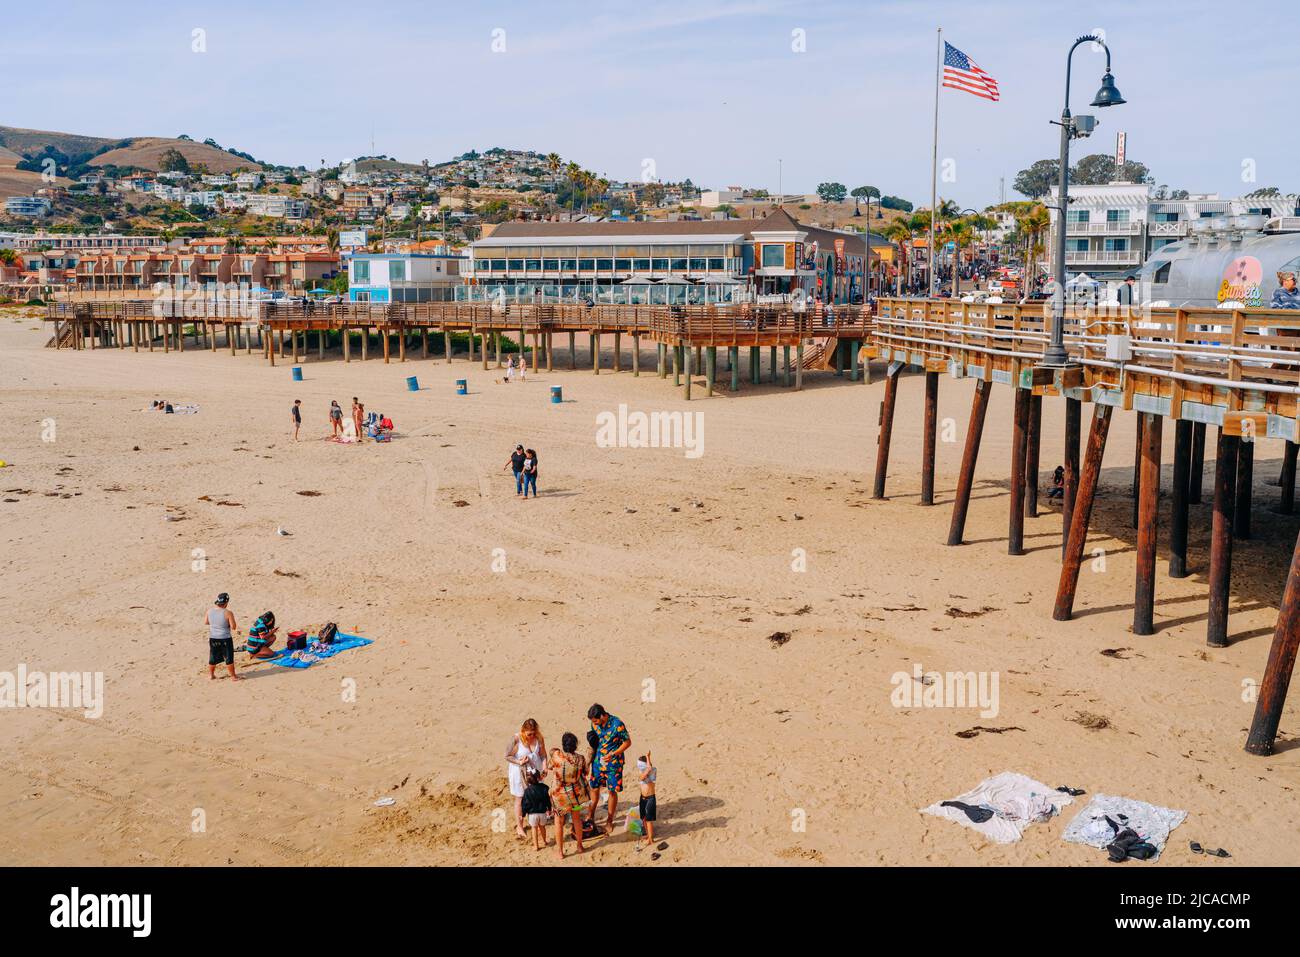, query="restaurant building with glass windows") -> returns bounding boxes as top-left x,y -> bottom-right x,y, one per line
461,209 -> 889,304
